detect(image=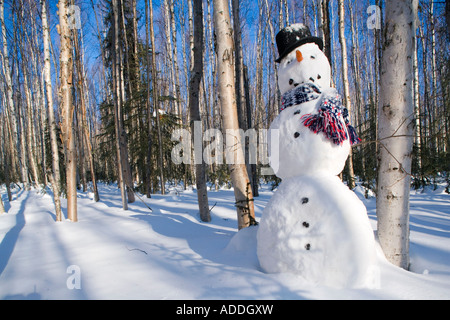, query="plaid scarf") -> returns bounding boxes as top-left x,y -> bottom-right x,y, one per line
280,83 -> 361,146
281,82 -> 321,111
